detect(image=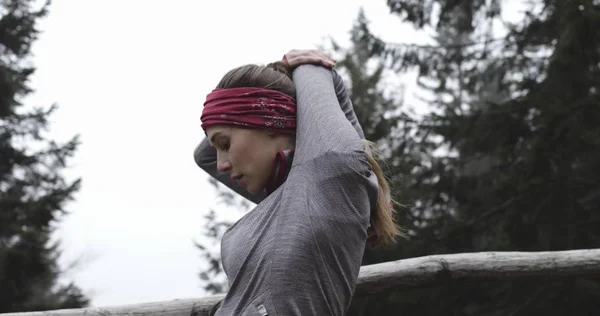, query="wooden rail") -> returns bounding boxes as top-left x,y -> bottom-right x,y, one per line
4,249 -> 600,316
